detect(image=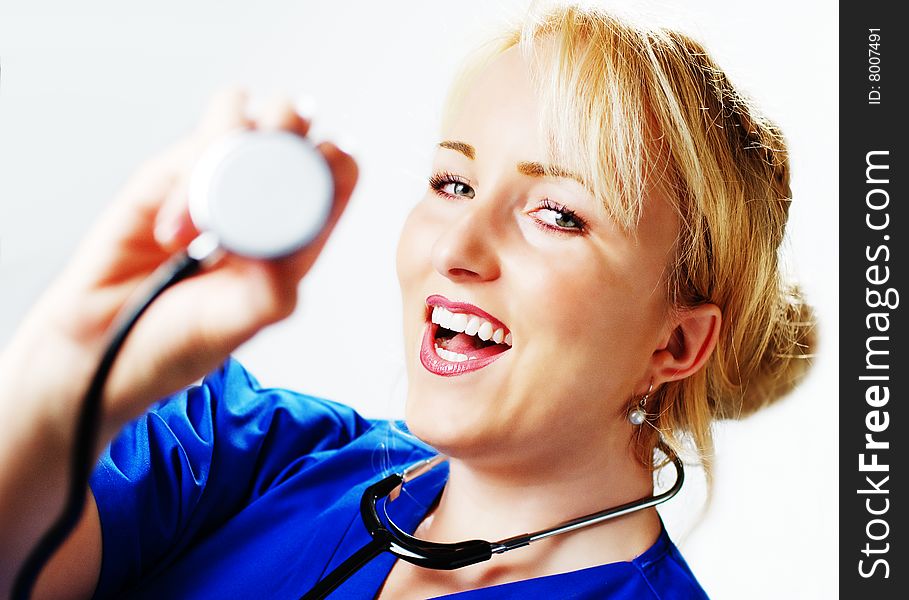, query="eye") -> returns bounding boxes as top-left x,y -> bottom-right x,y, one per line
530,199 -> 586,233
428,171 -> 475,199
